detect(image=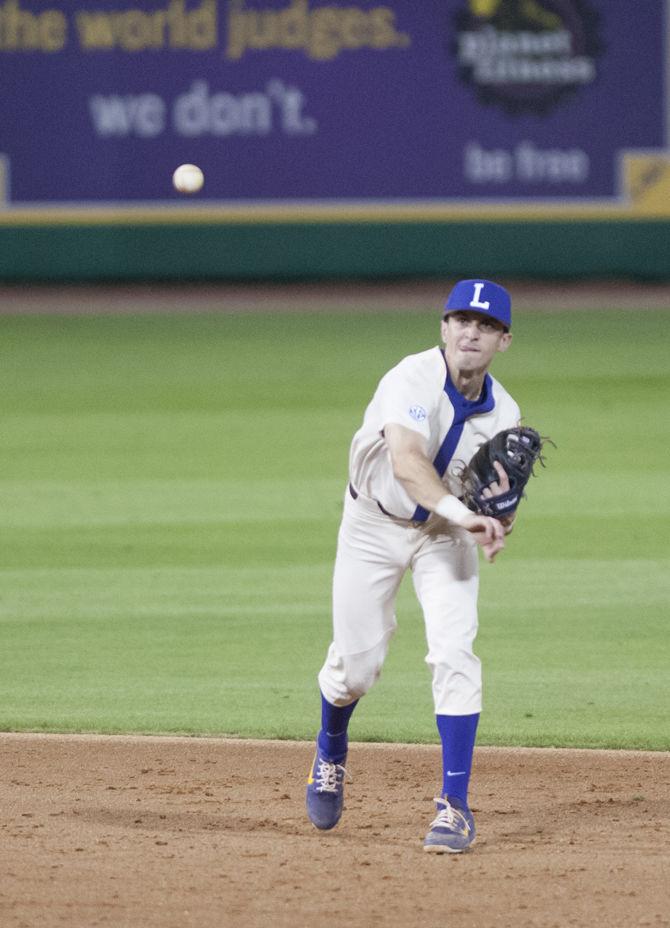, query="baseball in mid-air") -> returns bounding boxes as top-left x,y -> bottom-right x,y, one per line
172,163 -> 204,194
